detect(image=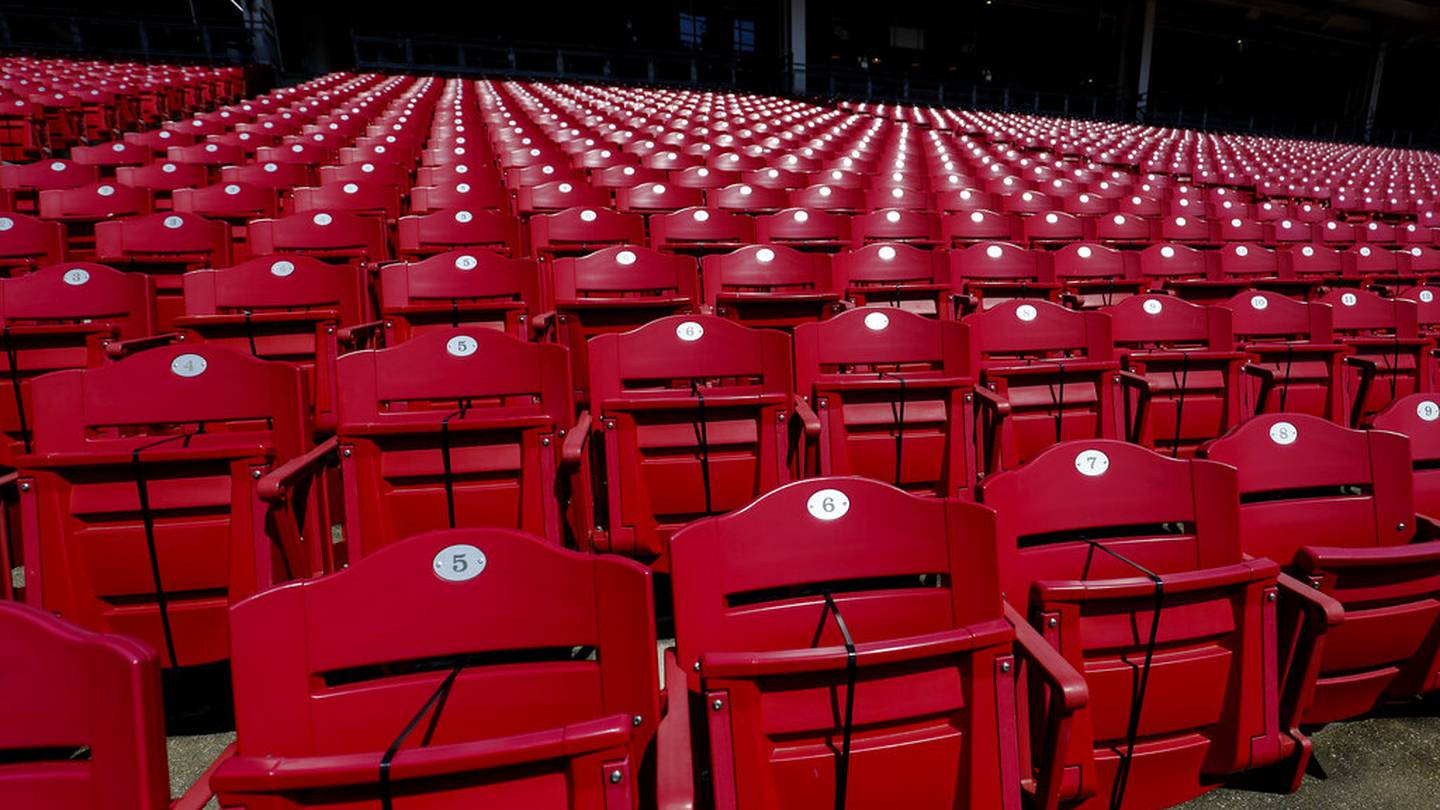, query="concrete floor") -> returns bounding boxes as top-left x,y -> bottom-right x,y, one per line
166,698 -> 1440,808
